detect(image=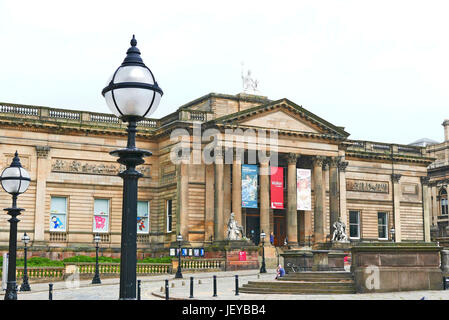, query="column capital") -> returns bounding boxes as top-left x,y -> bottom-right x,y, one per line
312,156 -> 326,167
287,153 -> 298,165
338,161 -> 349,172
391,173 -> 402,183
420,176 -> 430,186
328,156 -> 341,168
35,145 -> 50,159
